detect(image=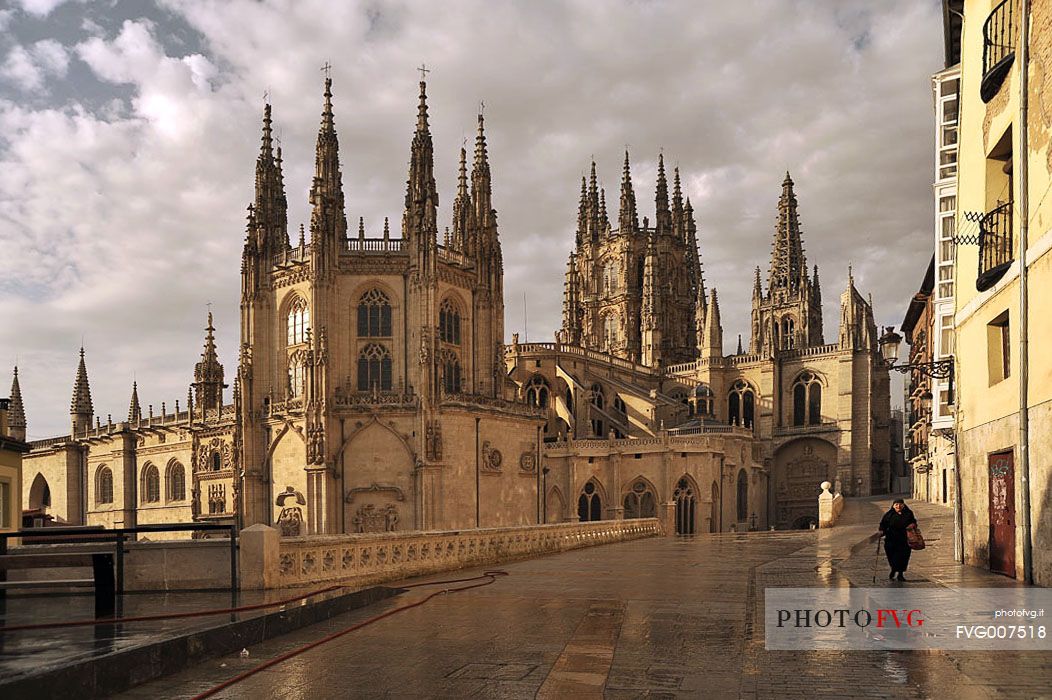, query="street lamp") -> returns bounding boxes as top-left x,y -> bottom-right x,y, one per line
878,327 -> 955,403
